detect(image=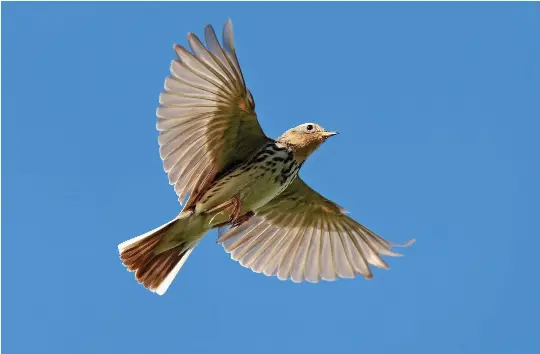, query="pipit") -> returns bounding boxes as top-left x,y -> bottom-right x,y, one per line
118,20 -> 414,295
